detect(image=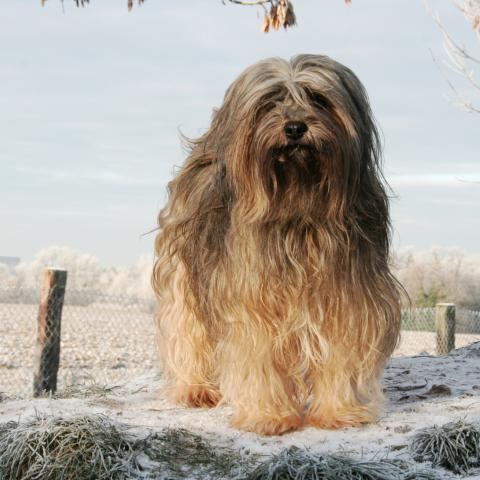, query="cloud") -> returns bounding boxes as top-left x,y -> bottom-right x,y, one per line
14,165 -> 164,187
388,173 -> 480,187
